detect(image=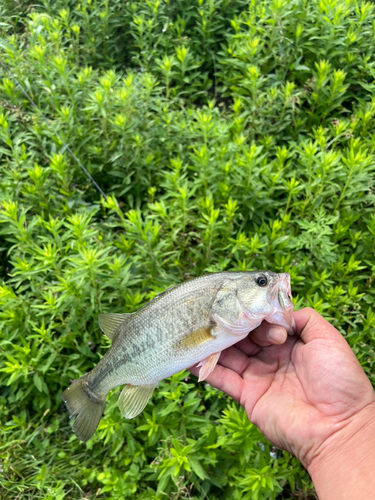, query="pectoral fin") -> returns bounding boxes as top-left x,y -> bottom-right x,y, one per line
177,325 -> 214,349
196,351 -> 221,382
118,384 -> 156,419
